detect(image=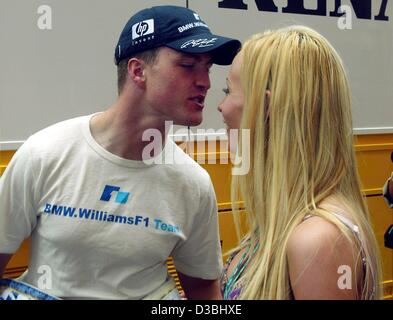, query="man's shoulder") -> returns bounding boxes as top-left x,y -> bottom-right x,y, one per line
161,140 -> 212,188
31,115 -> 89,137
168,141 -> 209,174
26,115 -> 91,150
